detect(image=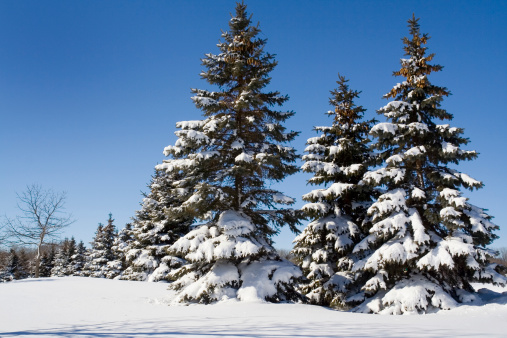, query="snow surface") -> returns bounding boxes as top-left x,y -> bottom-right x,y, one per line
1,277 -> 507,337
